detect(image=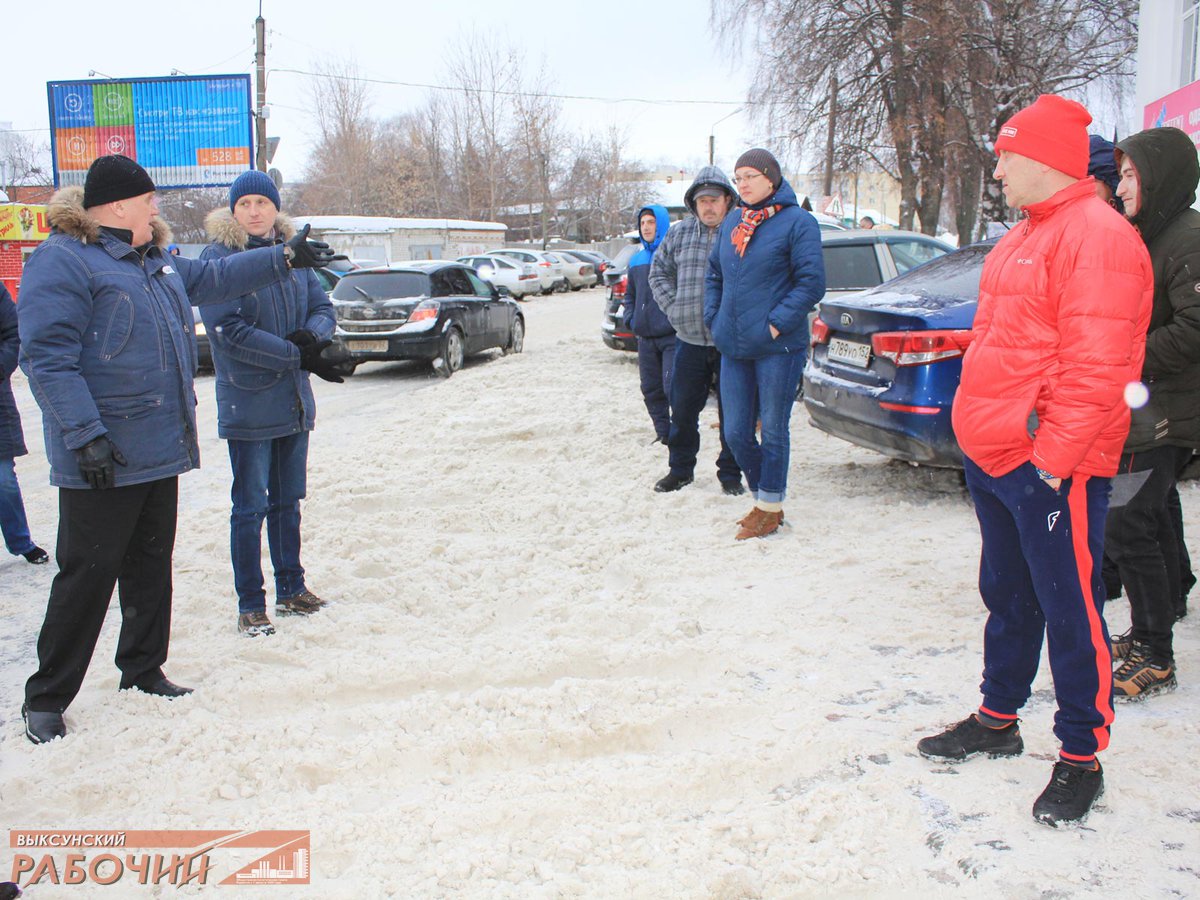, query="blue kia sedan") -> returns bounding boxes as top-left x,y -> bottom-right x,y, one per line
802,239 -> 997,468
